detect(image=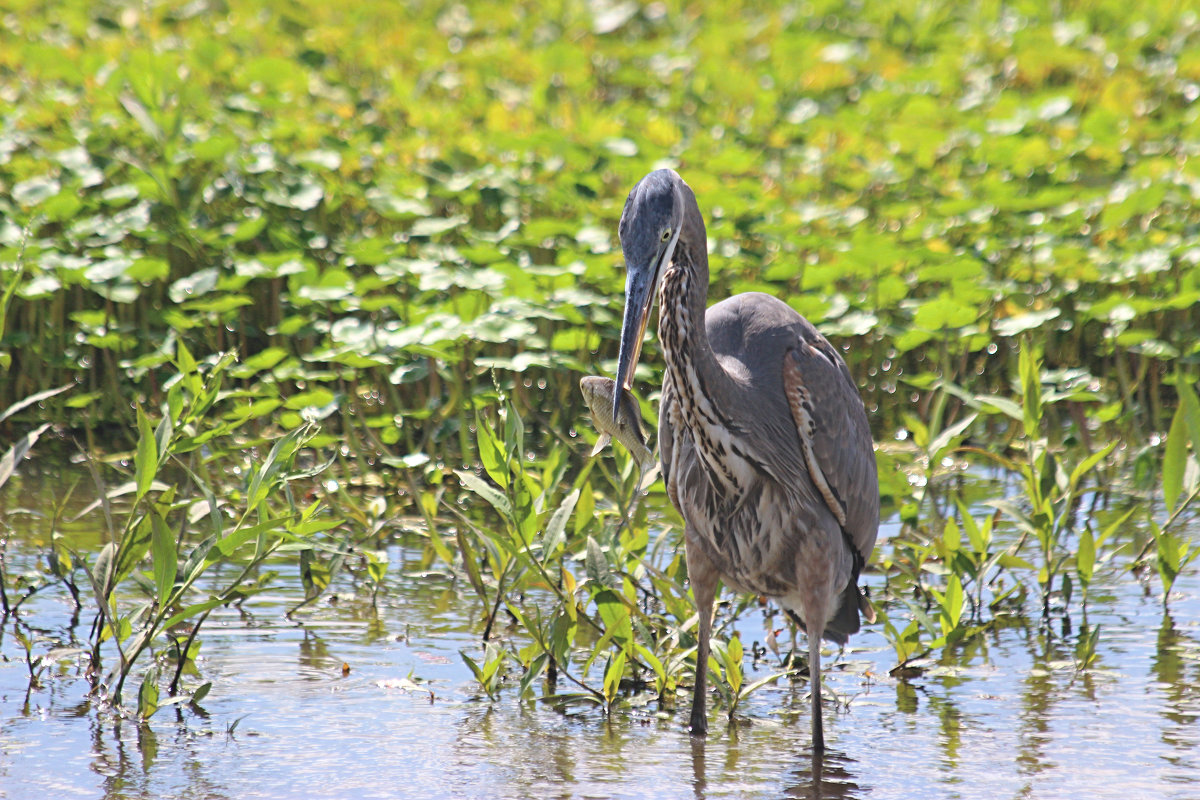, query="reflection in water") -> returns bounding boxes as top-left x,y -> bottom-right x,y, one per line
297,628 -> 335,678
1015,626 -> 1065,780
929,693 -> 964,771
689,734 -> 863,800
454,704 -> 588,799
894,679 -> 918,714
781,749 -> 863,800
85,716 -> 234,800
1152,613 -> 1200,776
1153,613 -> 1199,724
690,735 -> 706,799
138,723 -> 158,775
